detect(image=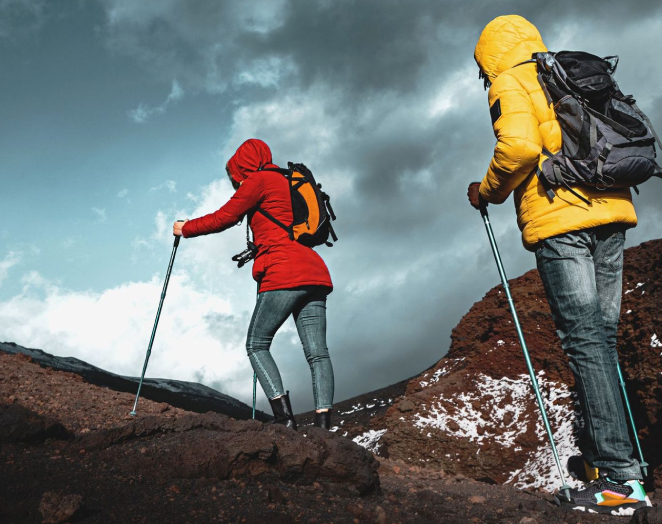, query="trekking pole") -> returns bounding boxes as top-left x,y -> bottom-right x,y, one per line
130,231 -> 182,417
616,362 -> 649,477
479,203 -> 571,500
252,373 -> 257,419
252,281 -> 259,420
